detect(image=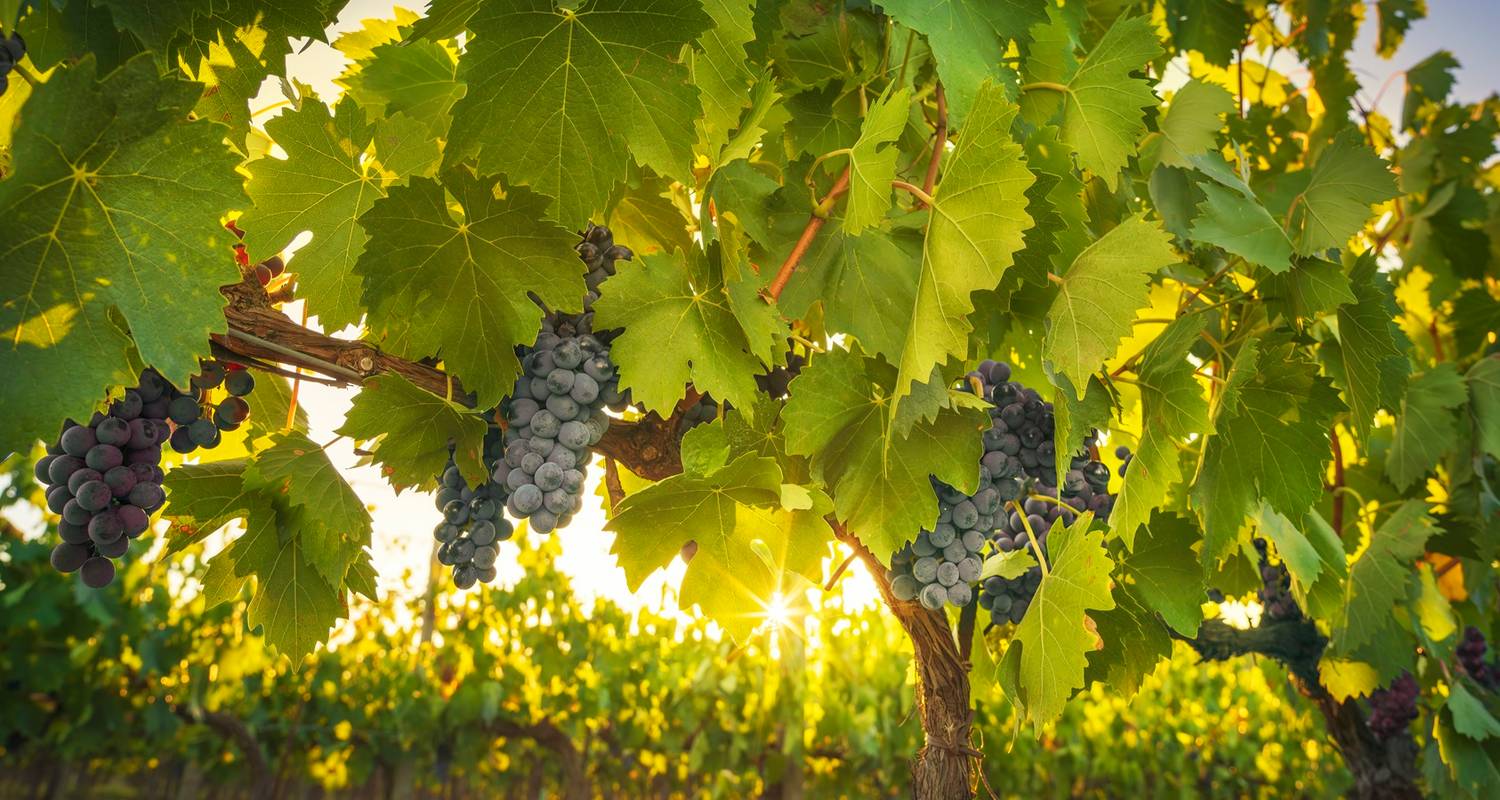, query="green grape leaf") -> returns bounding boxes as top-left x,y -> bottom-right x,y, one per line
333,7 -> 420,61
1189,182 -> 1295,272
356,170 -> 583,409
606,173 -> 695,258
782,349 -> 985,560
0,56 -> 243,457
1042,215 -> 1178,398
877,0 -> 1045,124
336,373 -> 489,492
245,518 -> 345,660
1193,340 -> 1342,564
407,0 -> 480,41
895,82 -> 1035,401
16,0 -> 142,73
1449,684 -> 1500,741
1085,583 -> 1174,699
607,448 -> 828,638
982,548 -> 1039,580
1331,501 -> 1436,651
1013,514 -> 1116,732
682,495 -> 833,642
607,452 -> 781,588
96,0 -> 339,64
241,97 -> 428,330
1451,288 -> 1500,356
1259,258 -> 1356,319
1386,364 -> 1468,490
1050,374 -> 1111,491
1254,505 -> 1344,620
445,0 -> 711,226
842,87 -> 910,235
242,431 -> 373,586
1111,316 -> 1208,546
690,0 -> 757,162
1329,259 -> 1410,438
341,39 -> 464,138
718,216 -> 787,366
1402,50 -> 1458,129
1046,15 -> 1163,188
717,68 -> 785,167
1283,130 -> 1399,256
768,3 -> 881,91
784,84 -> 863,157
185,31 -> 270,147
161,460 -> 254,555
593,239 -> 774,419
774,203 -> 923,364
1433,708 -> 1500,796
1466,358 -> 1500,461
1157,79 -> 1233,167
1120,511 -> 1204,636
1163,0 -> 1249,67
